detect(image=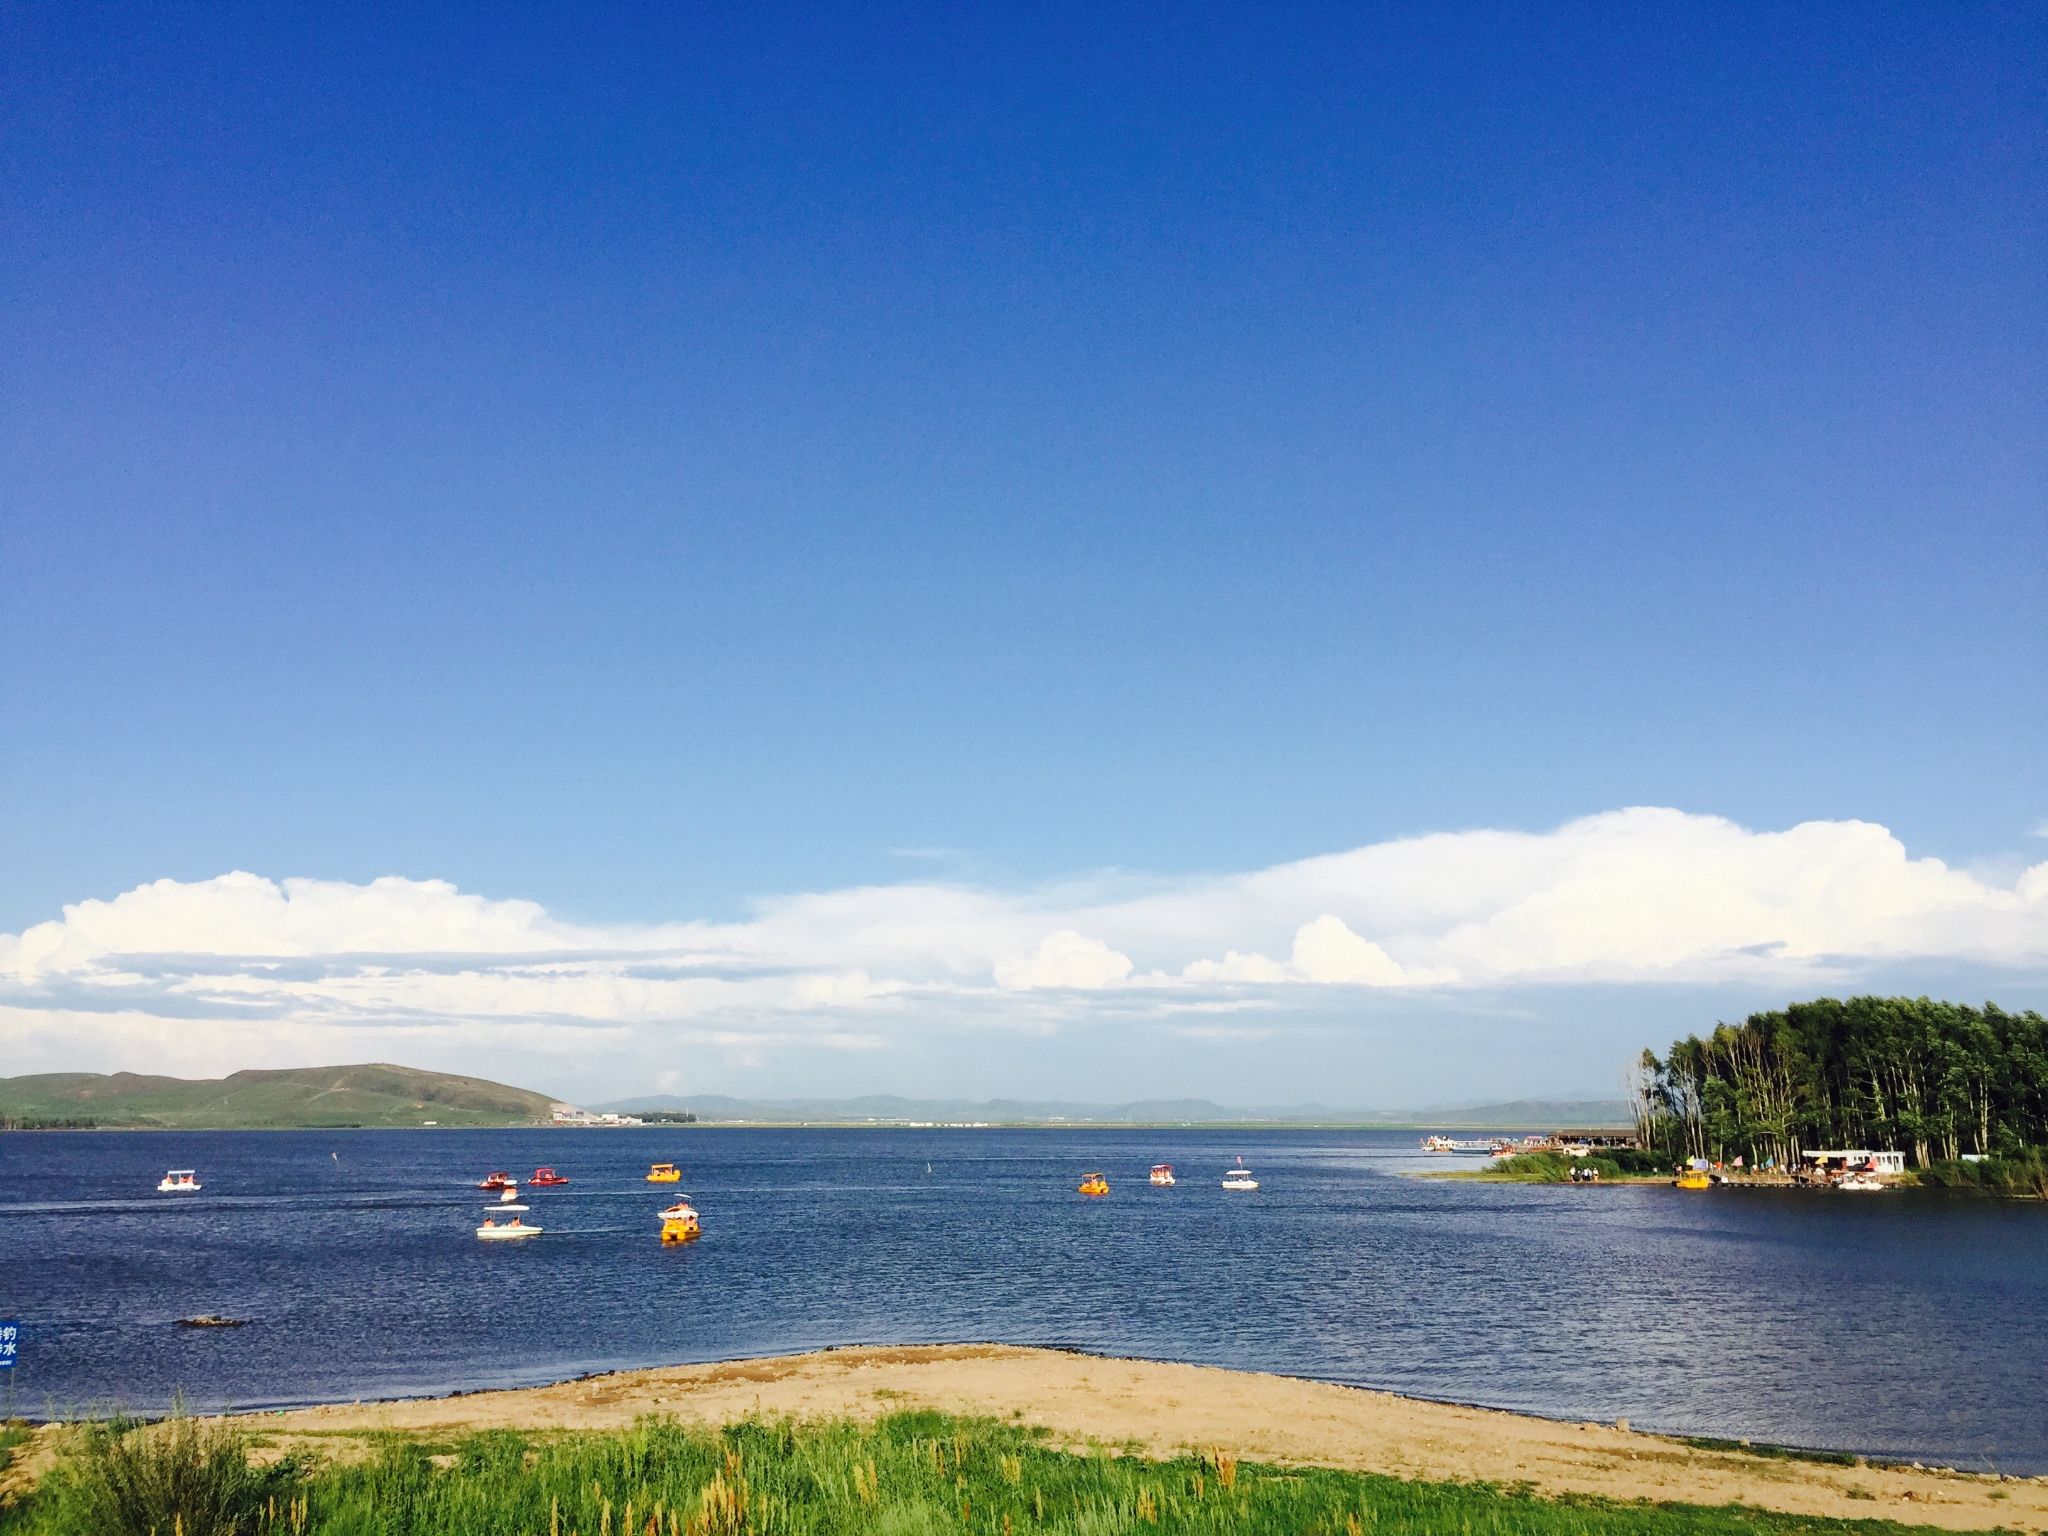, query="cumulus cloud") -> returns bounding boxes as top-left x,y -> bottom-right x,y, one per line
4,808 -> 2047,1076
1178,917 -> 1443,987
995,931 -> 1135,991
1180,949 -> 1291,984
1289,915 -> 1417,986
